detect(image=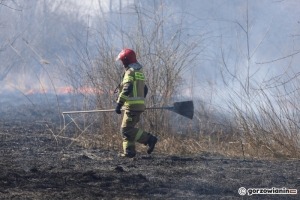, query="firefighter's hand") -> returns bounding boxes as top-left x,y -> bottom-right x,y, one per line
115,103 -> 122,114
